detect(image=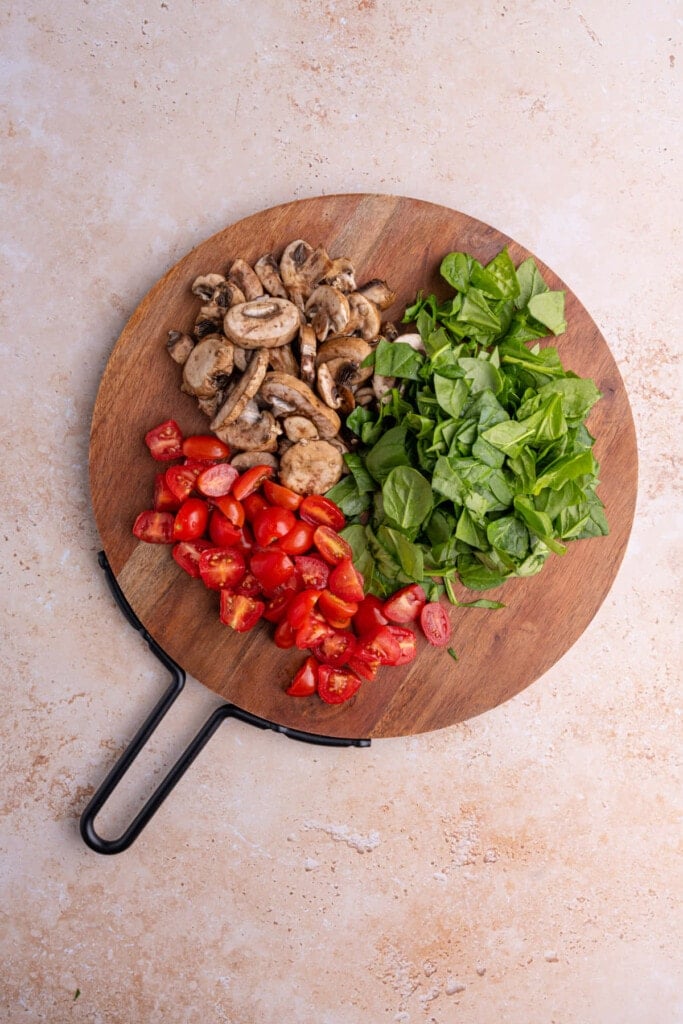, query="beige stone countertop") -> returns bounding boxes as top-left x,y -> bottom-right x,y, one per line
1,2 -> 681,1022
